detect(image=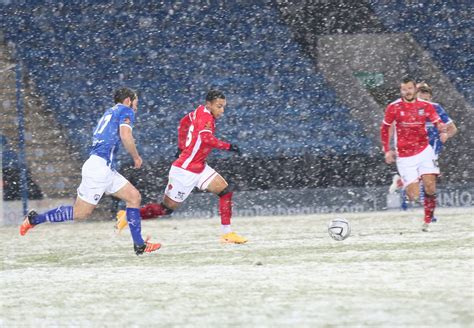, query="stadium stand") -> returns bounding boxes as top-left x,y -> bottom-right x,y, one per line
0,0 -> 373,165
1,134 -> 43,200
6,0 -> 470,195
276,0 -> 473,187
368,1 -> 473,104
